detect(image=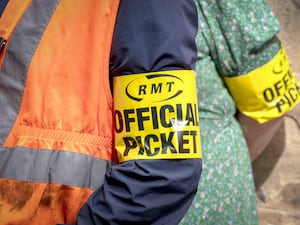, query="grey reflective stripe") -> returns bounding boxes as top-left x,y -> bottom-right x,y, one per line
0,0 -> 109,190
0,0 -> 110,190
0,0 -> 59,144
0,146 -> 110,189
